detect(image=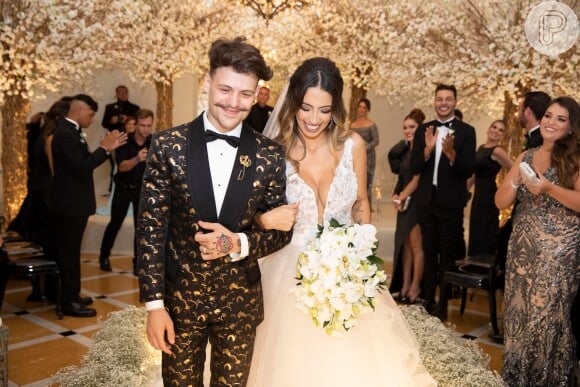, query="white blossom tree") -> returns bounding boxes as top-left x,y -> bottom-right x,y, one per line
115,1 -> 237,131
233,0 -> 398,120
2,0 -> 577,221
304,0 -> 393,120
0,0 -> 142,221
374,0 -> 579,153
